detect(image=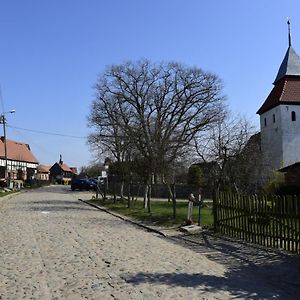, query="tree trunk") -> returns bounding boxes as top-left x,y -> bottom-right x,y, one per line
120,181 -> 124,199
136,184 -> 141,202
113,179 -> 117,203
127,182 -> 131,208
167,188 -> 171,202
103,180 -> 107,200
131,183 -> 135,201
172,183 -> 176,219
167,183 -> 177,218
147,184 -> 151,213
143,184 -> 148,209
